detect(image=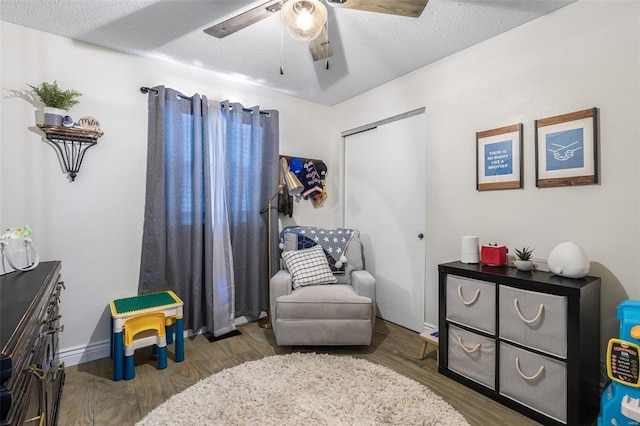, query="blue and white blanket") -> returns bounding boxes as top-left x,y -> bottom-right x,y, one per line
280,226 -> 355,269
